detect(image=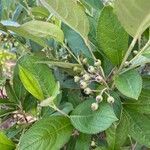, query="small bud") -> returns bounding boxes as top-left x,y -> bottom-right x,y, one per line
124,61 -> 130,66
73,66 -> 81,73
95,75 -> 103,83
91,141 -> 96,147
94,59 -> 101,66
107,96 -> 115,103
82,58 -> 88,64
96,95 -> 103,102
80,70 -> 86,75
80,81 -> 88,89
88,66 -> 95,73
133,50 -> 138,55
74,76 -> 80,82
14,41 -> 19,47
84,87 -> 92,95
91,102 -> 99,111
83,73 -> 90,81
